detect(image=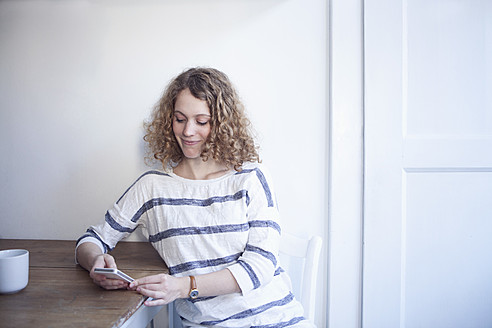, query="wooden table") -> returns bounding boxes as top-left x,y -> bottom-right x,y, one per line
0,239 -> 168,328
